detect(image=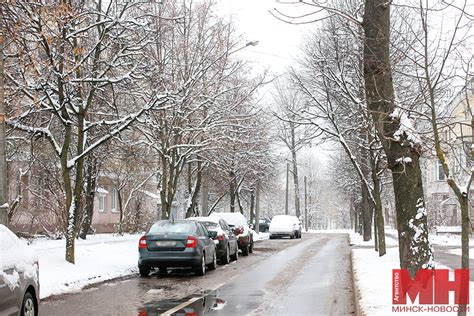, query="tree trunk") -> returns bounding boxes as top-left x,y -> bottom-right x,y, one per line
118,190 -> 124,235
229,171 -> 236,213
285,162 -> 289,215
0,12 -> 7,226
363,0 -> 432,275
460,197 -> 469,270
361,184 -> 372,241
304,176 -> 308,232
79,157 -> 98,239
374,211 -> 378,252
201,169 -> 209,216
249,189 -> 255,224
254,183 -> 261,233
185,160 -> 202,218
159,152 -> 169,219
291,148 -> 301,218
